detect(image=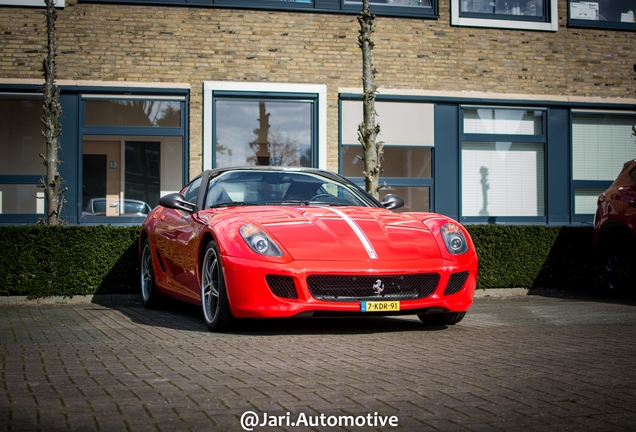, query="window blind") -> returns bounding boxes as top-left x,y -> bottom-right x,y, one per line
572,114 -> 636,181
462,141 -> 545,217
463,108 -> 543,135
